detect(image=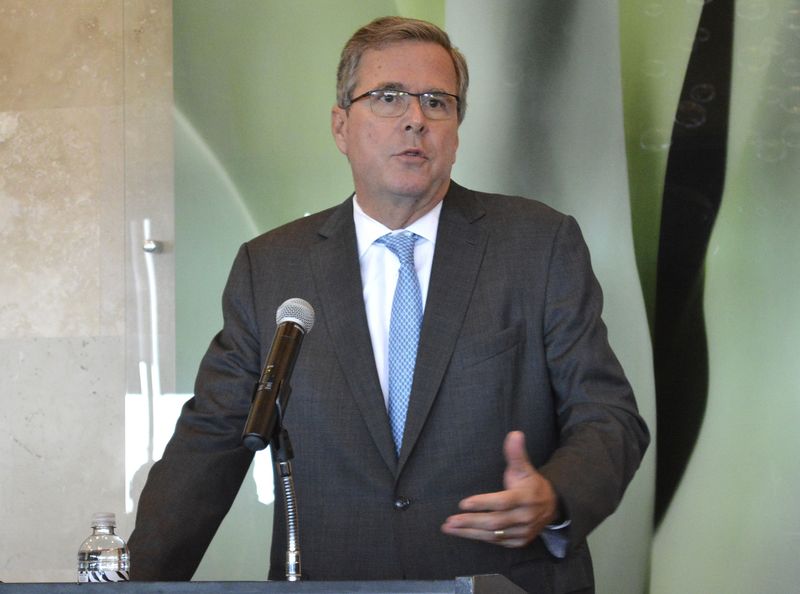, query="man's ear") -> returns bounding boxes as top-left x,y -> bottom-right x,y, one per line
331,106 -> 348,155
